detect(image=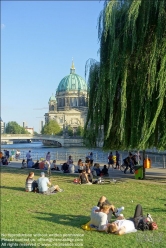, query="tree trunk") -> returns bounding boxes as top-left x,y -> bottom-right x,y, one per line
142,150 -> 146,179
